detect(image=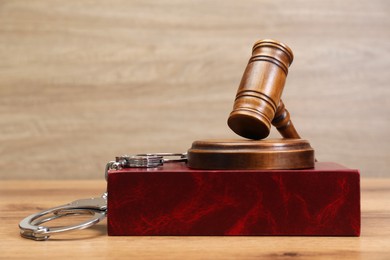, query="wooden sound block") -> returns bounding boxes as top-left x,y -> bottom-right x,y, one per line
187,138 -> 315,170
